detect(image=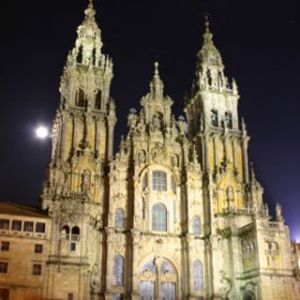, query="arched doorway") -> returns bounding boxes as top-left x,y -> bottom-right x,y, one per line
139,257 -> 177,300
243,291 -> 255,300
